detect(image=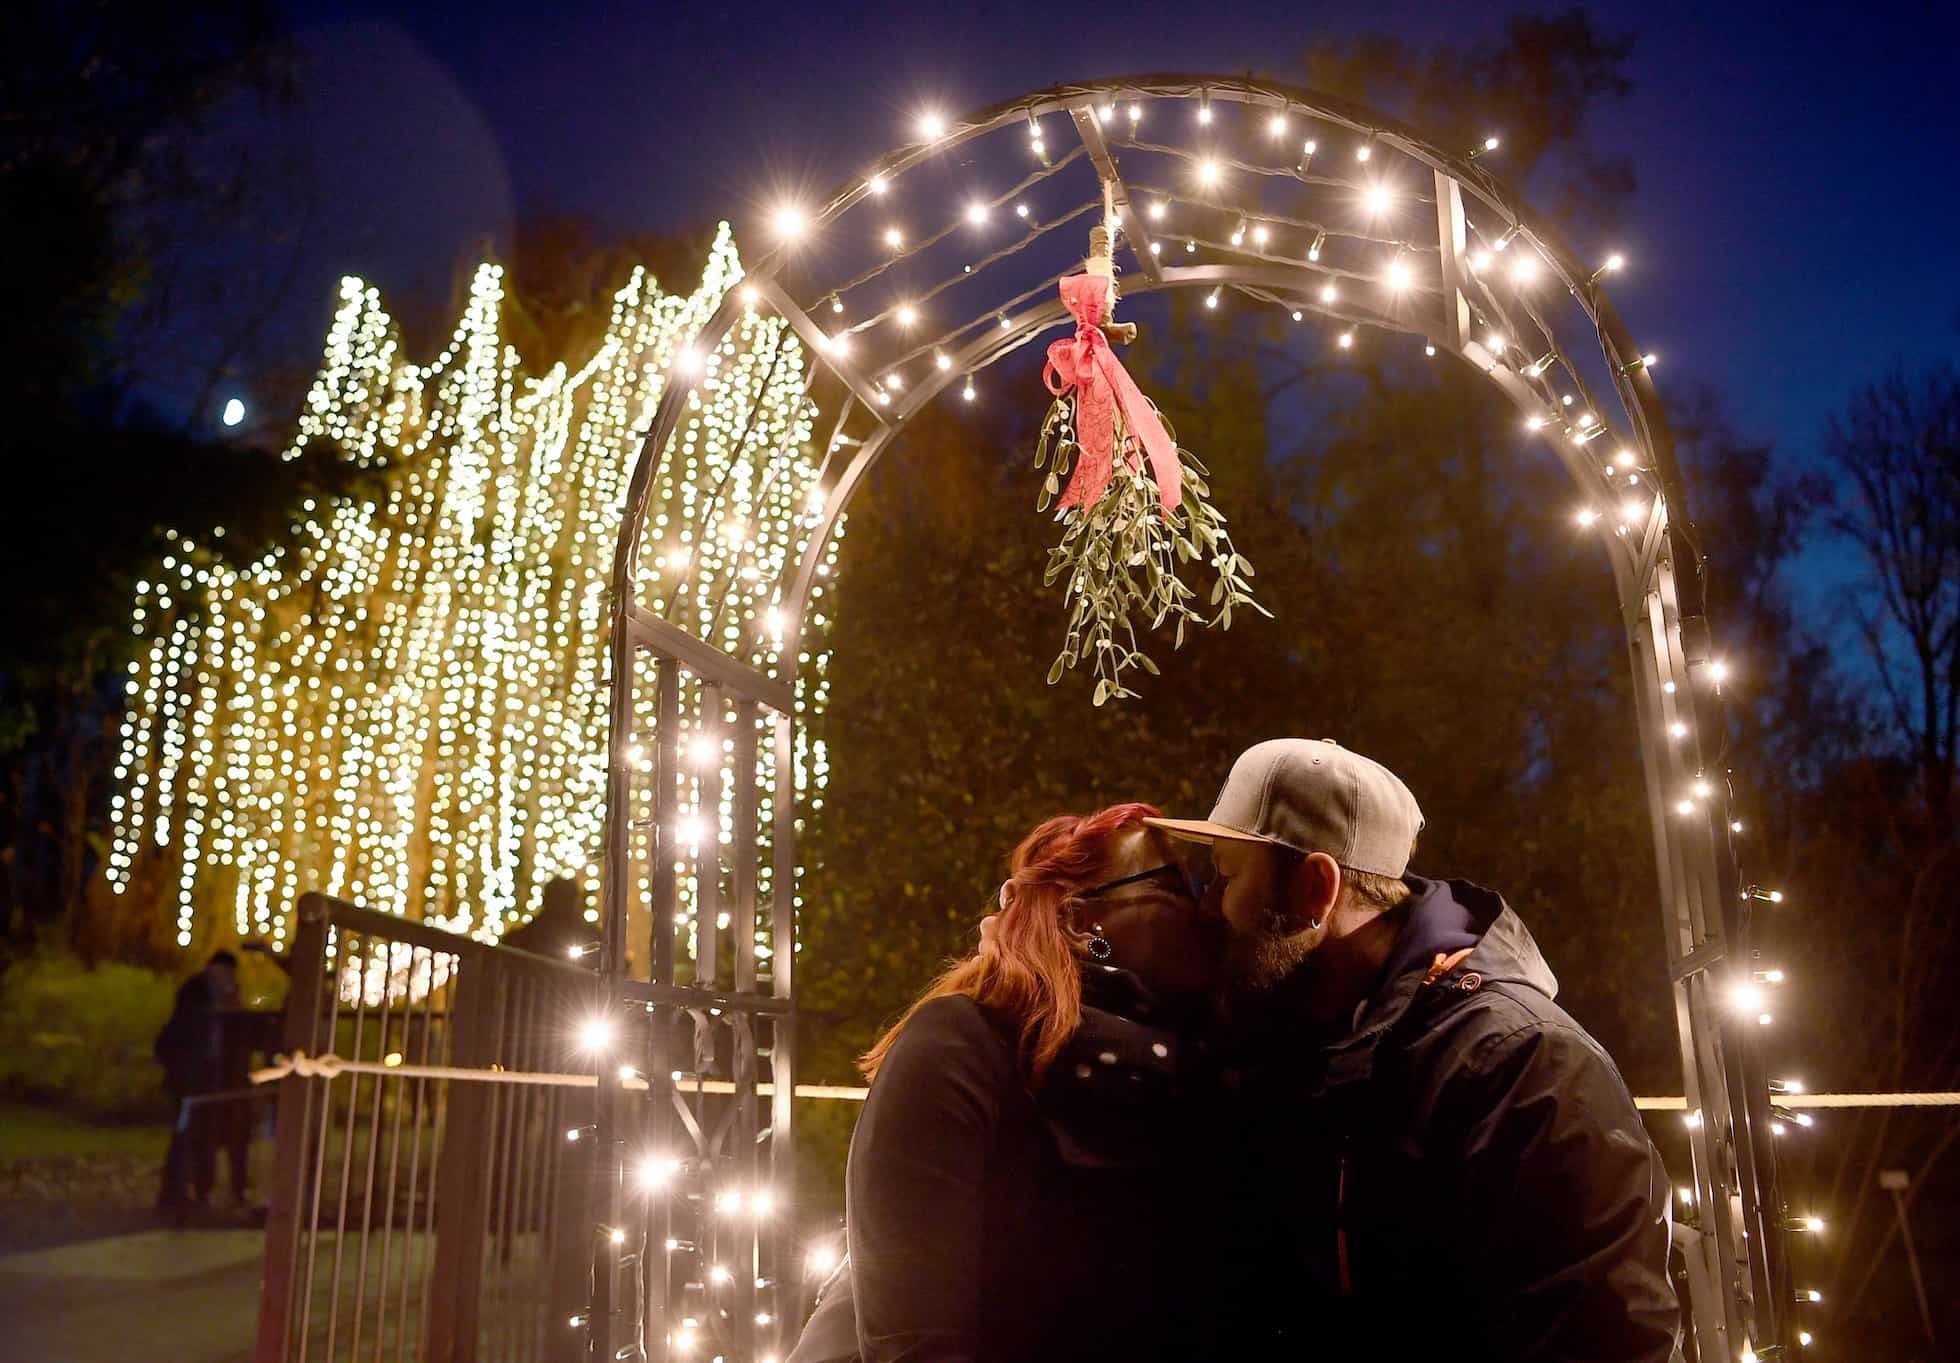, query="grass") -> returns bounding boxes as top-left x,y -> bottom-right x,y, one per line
0,1101 -> 168,1161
